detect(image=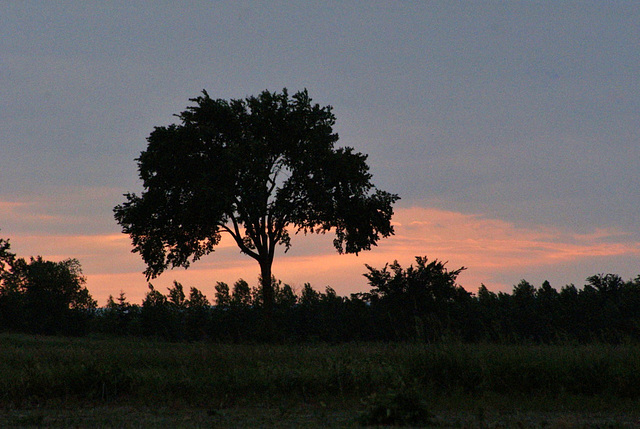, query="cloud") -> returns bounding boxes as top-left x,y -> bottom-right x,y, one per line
3,205 -> 640,305
0,201 -> 52,222
265,207 -> 640,296
0,186 -> 139,235
373,207 -> 640,288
